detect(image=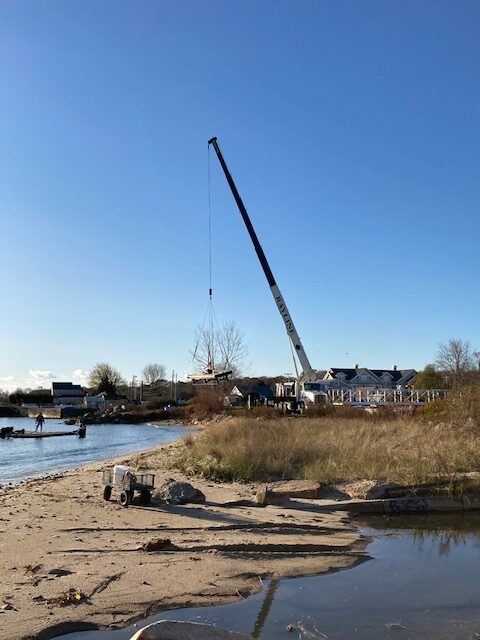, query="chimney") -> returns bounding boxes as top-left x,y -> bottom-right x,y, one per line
353,363 -> 359,370
392,364 -> 397,371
